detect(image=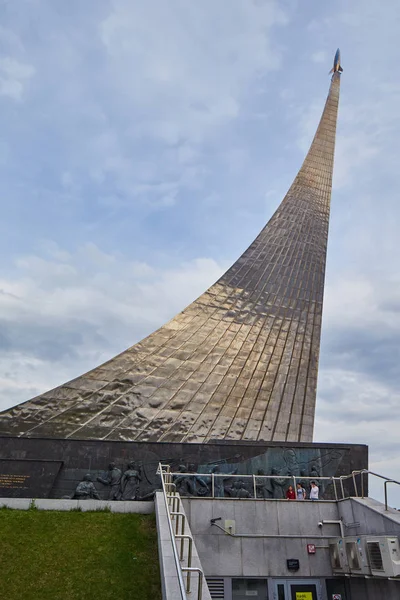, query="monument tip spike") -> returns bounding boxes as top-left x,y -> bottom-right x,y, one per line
329,48 -> 343,75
